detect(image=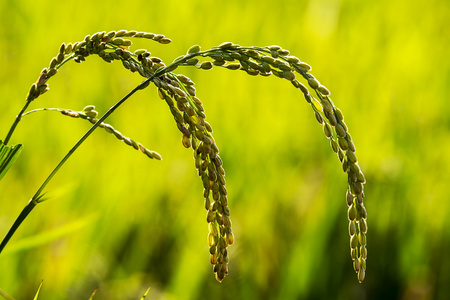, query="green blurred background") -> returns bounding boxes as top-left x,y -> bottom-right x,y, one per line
1,0 -> 449,299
